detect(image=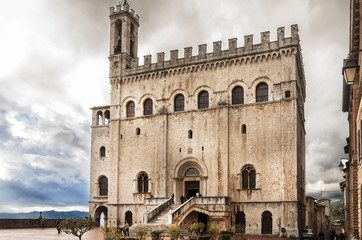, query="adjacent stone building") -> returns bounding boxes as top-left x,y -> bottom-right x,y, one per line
89,1 -> 306,237
341,0 -> 362,239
